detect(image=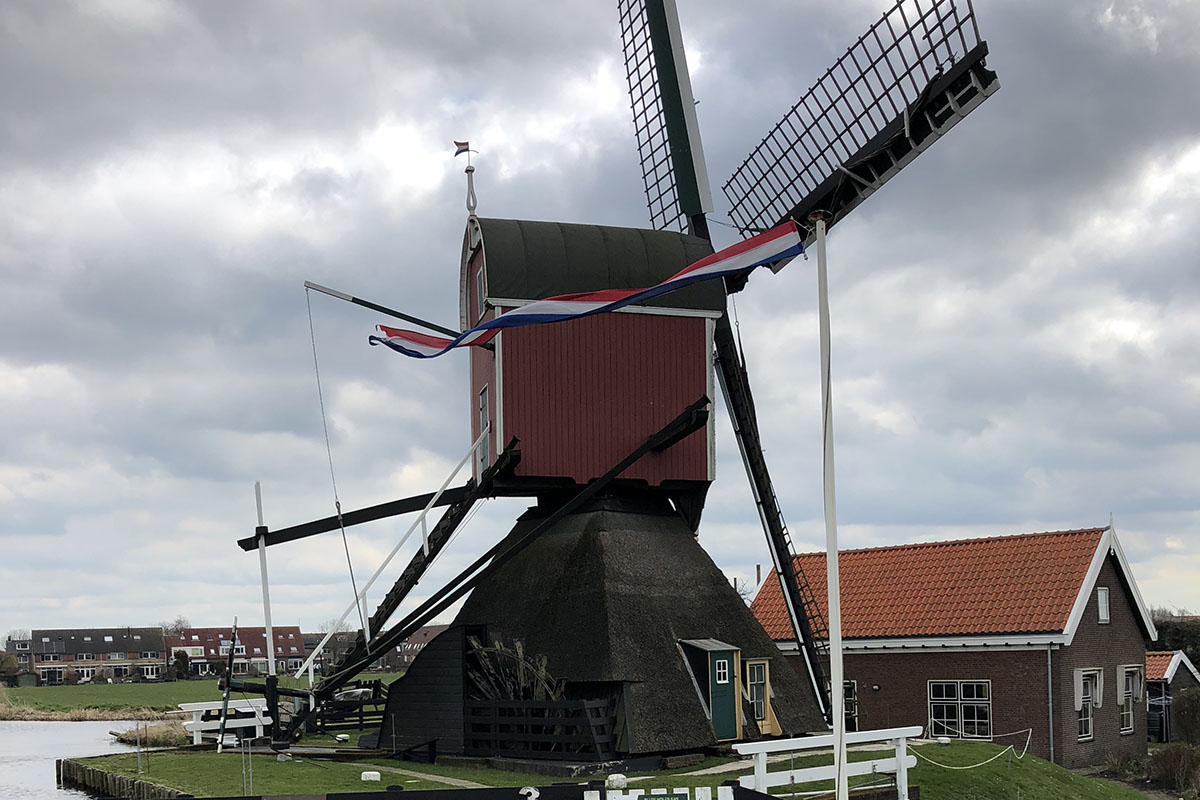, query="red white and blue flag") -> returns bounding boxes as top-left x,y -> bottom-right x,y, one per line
454,140 -> 470,157
369,221 -> 804,359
